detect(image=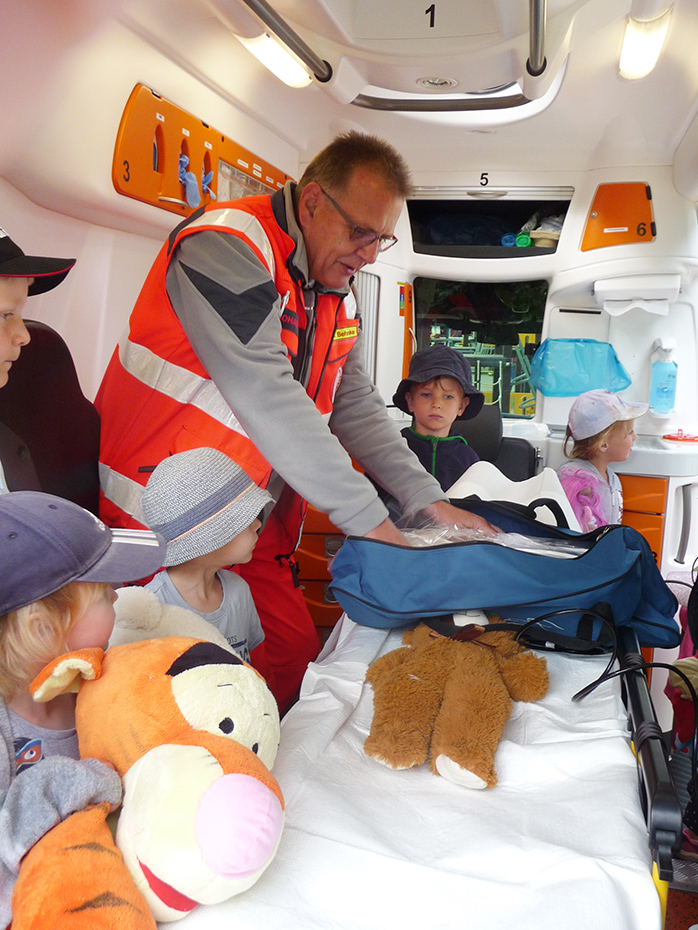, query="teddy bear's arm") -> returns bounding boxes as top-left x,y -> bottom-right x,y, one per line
365,645 -> 446,770
499,652 -> 550,703
365,646 -> 409,687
